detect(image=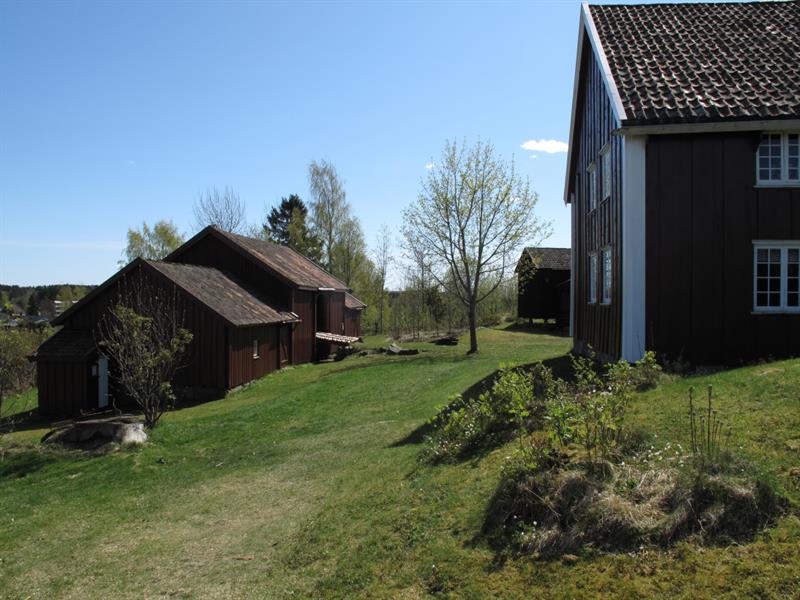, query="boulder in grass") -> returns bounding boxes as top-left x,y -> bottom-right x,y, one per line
42,417 -> 147,448
386,343 -> 419,356
432,335 -> 459,346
